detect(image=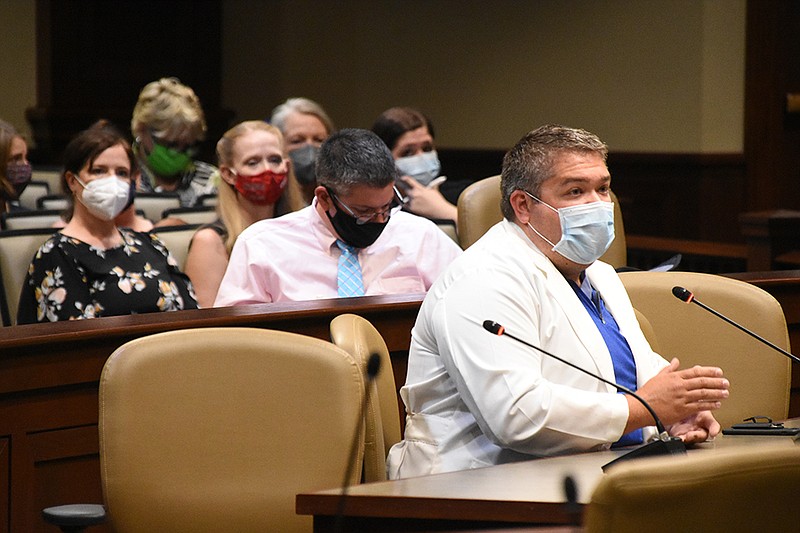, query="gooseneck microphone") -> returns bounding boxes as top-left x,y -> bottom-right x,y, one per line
672,286 -> 800,365
482,320 -> 685,470
334,352 -> 381,533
